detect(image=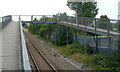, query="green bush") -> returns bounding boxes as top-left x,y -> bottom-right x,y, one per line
92,54 -> 120,70
116,39 -> 120,56
24,24 -> 29,30
55,25 -> 74,46
86,45 -> 93,54
29,23 -> 41,35
68,44 -> 85,54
